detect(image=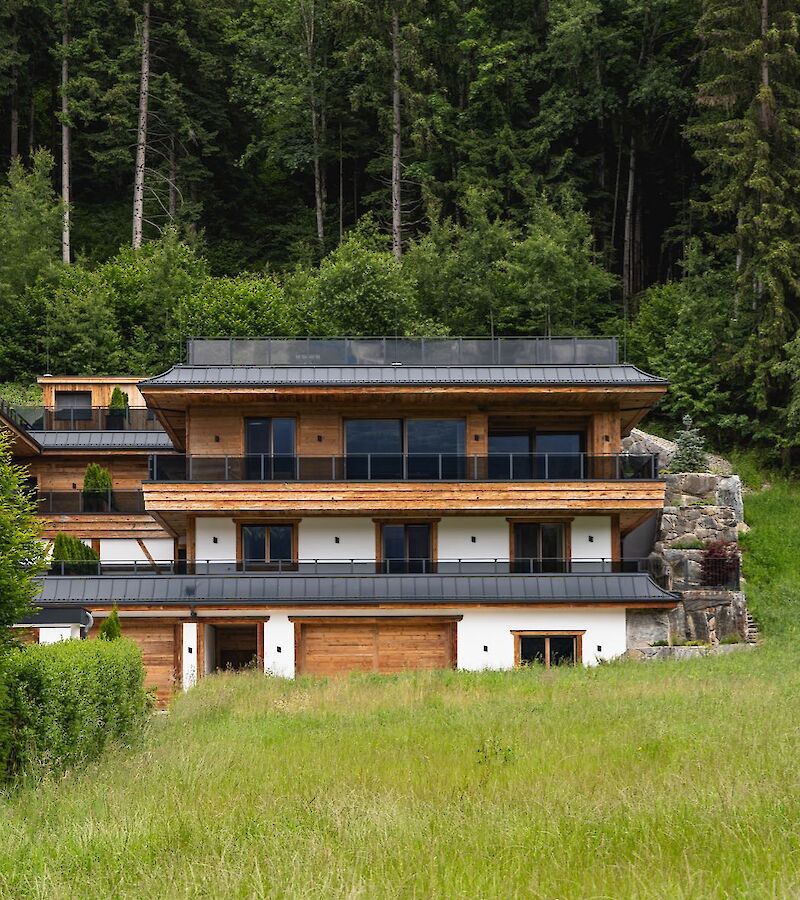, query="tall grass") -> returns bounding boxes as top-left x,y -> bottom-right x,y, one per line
0,471 -> 799,898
